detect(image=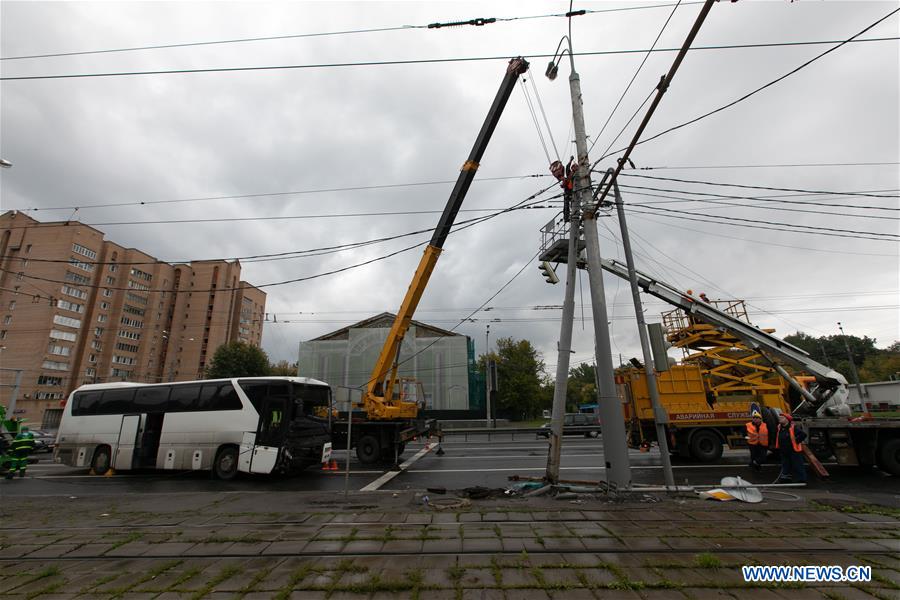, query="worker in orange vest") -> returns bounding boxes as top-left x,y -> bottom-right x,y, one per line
775,413 -> 807,483
745,410 -> 768,471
